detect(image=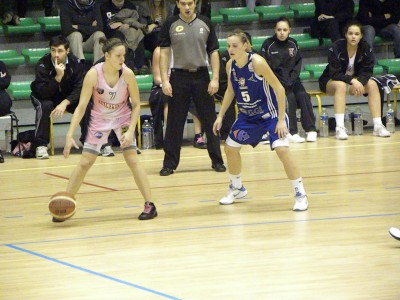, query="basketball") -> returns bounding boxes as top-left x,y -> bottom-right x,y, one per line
49,192 -> 77,220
